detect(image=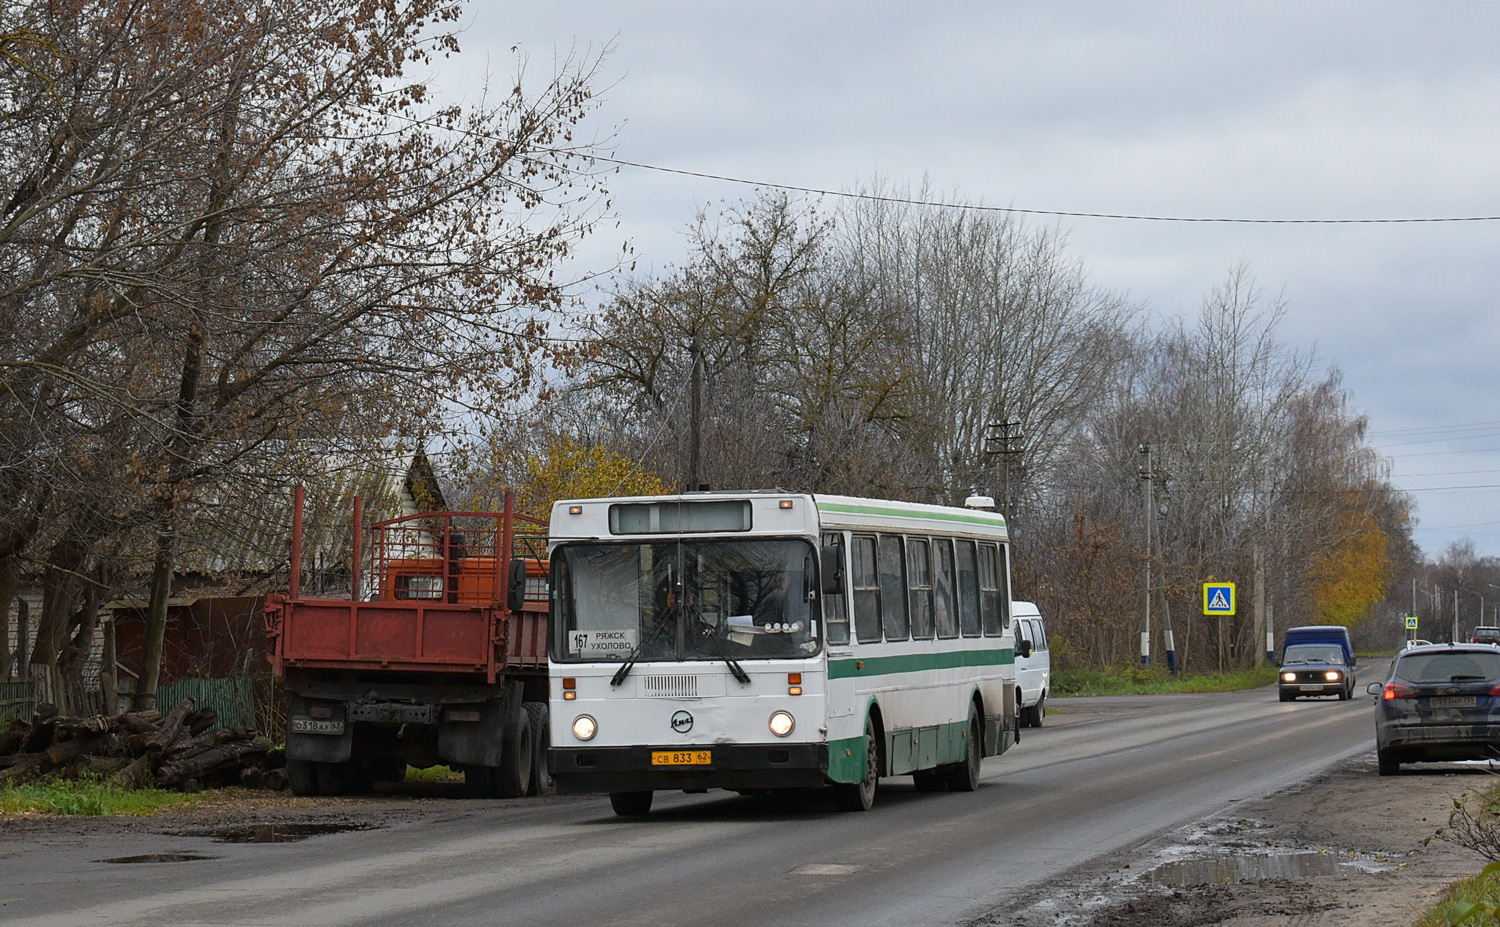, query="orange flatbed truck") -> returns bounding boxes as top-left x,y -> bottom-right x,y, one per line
264,487 -> 551,797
